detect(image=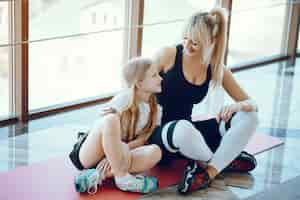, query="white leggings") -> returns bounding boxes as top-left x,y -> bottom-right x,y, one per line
161,111 -> 259,172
